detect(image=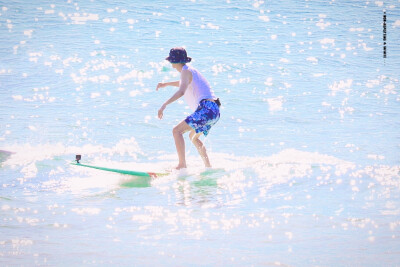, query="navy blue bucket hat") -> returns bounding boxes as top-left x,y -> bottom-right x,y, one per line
166,47 -> 192,64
